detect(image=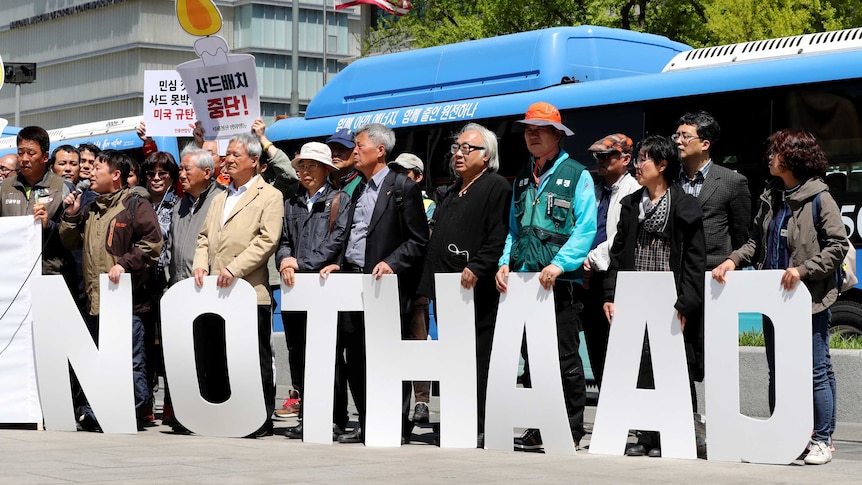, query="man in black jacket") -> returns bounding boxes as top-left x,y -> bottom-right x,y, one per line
323,123 -> 429,444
